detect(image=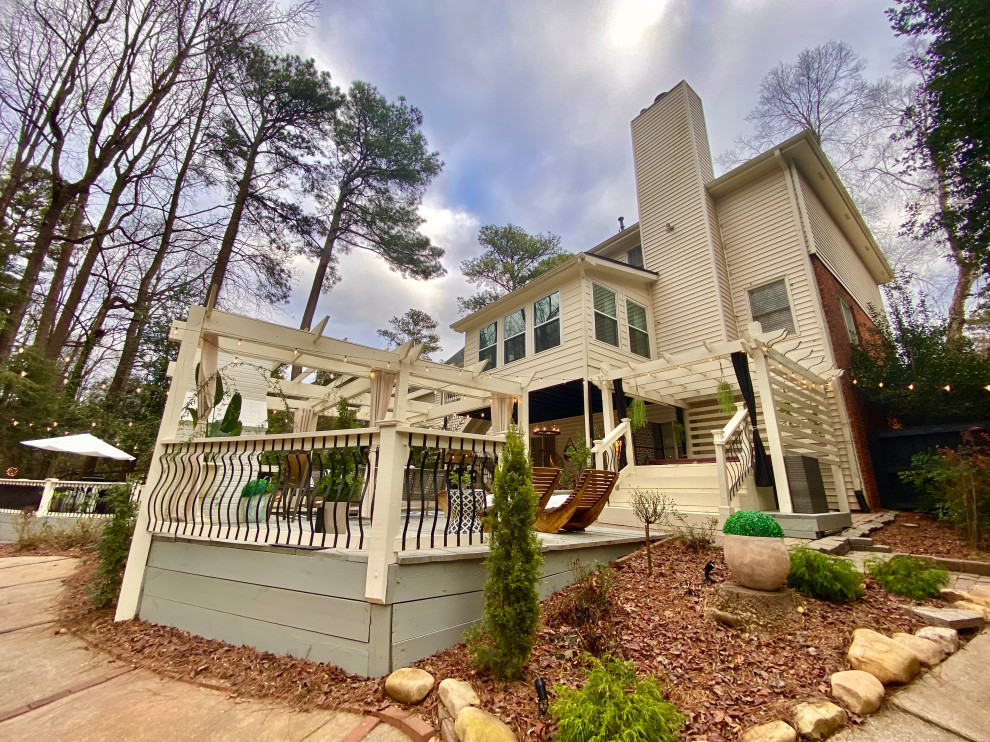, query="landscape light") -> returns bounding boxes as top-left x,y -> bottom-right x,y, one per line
534,678 -> 548,715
